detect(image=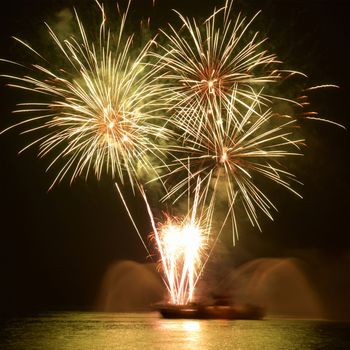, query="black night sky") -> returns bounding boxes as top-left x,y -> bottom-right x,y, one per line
0,0 -> 349,317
